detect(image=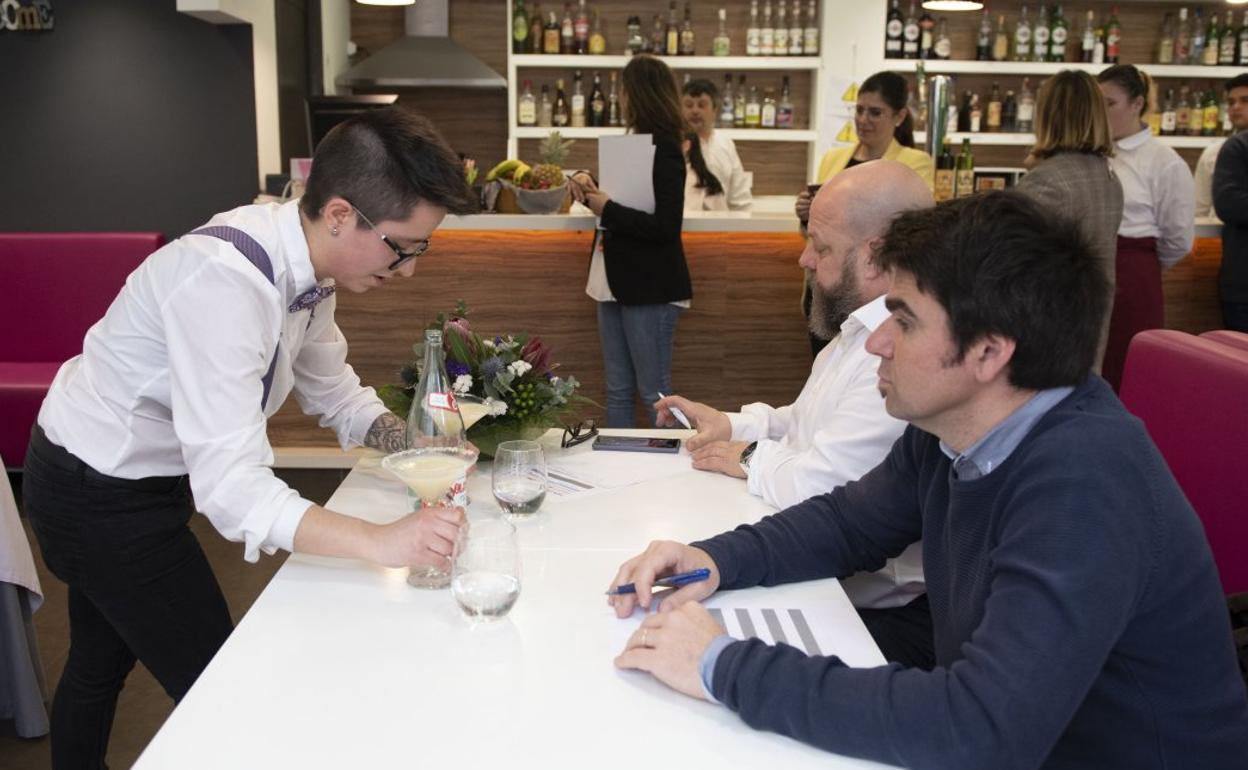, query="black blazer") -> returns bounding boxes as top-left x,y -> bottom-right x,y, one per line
598,136 -> 692,305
